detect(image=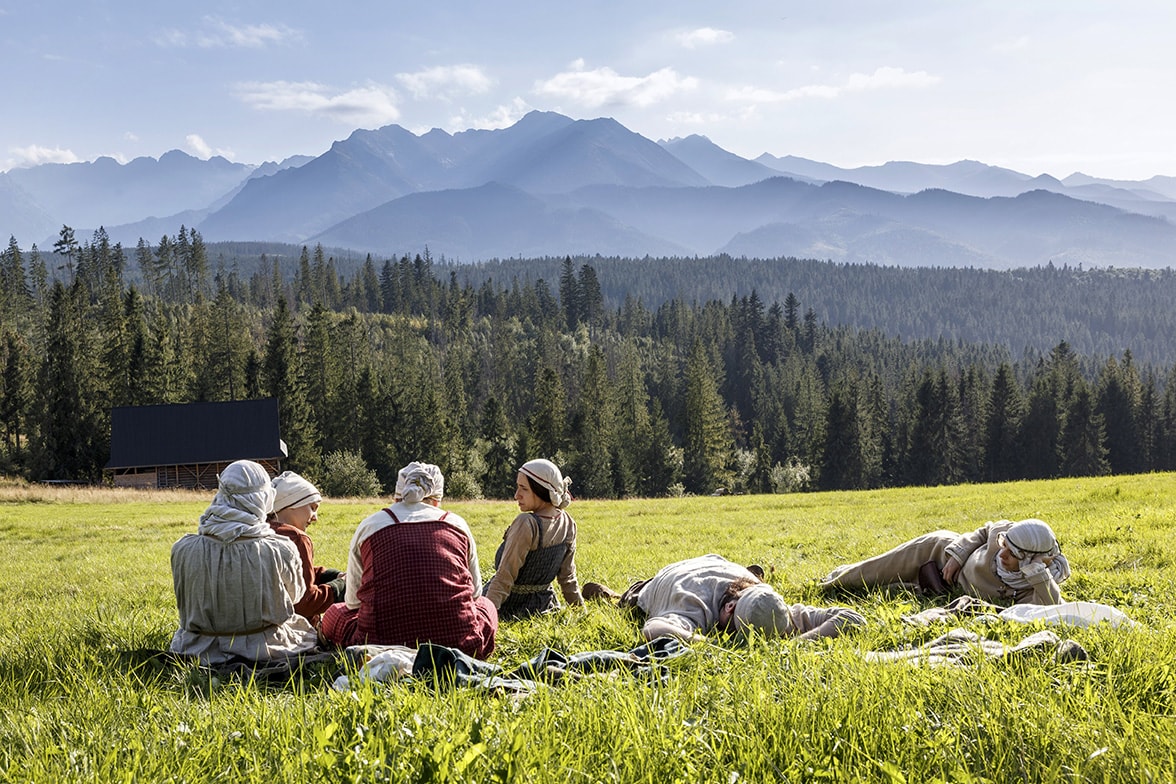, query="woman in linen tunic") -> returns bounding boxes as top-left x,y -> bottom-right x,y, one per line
169,460 -> 319,664
483,459 -> 583,620
819,518 -> 1070,605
